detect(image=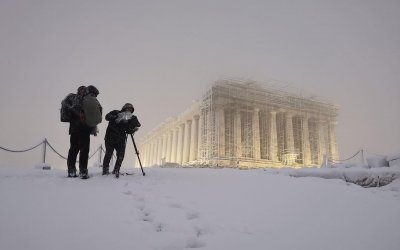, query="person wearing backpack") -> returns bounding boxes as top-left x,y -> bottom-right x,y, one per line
61,85 -> 102,179
102,103 -> 141,178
